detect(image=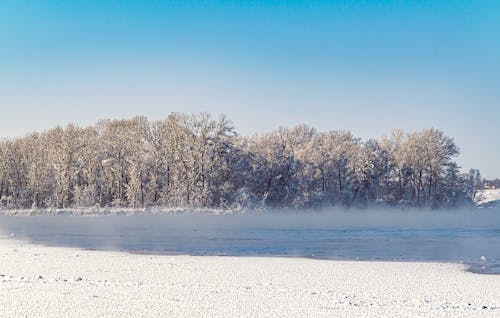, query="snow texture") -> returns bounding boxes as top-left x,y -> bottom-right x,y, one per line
1,237 -> 499,317
474,189 -> 500,207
